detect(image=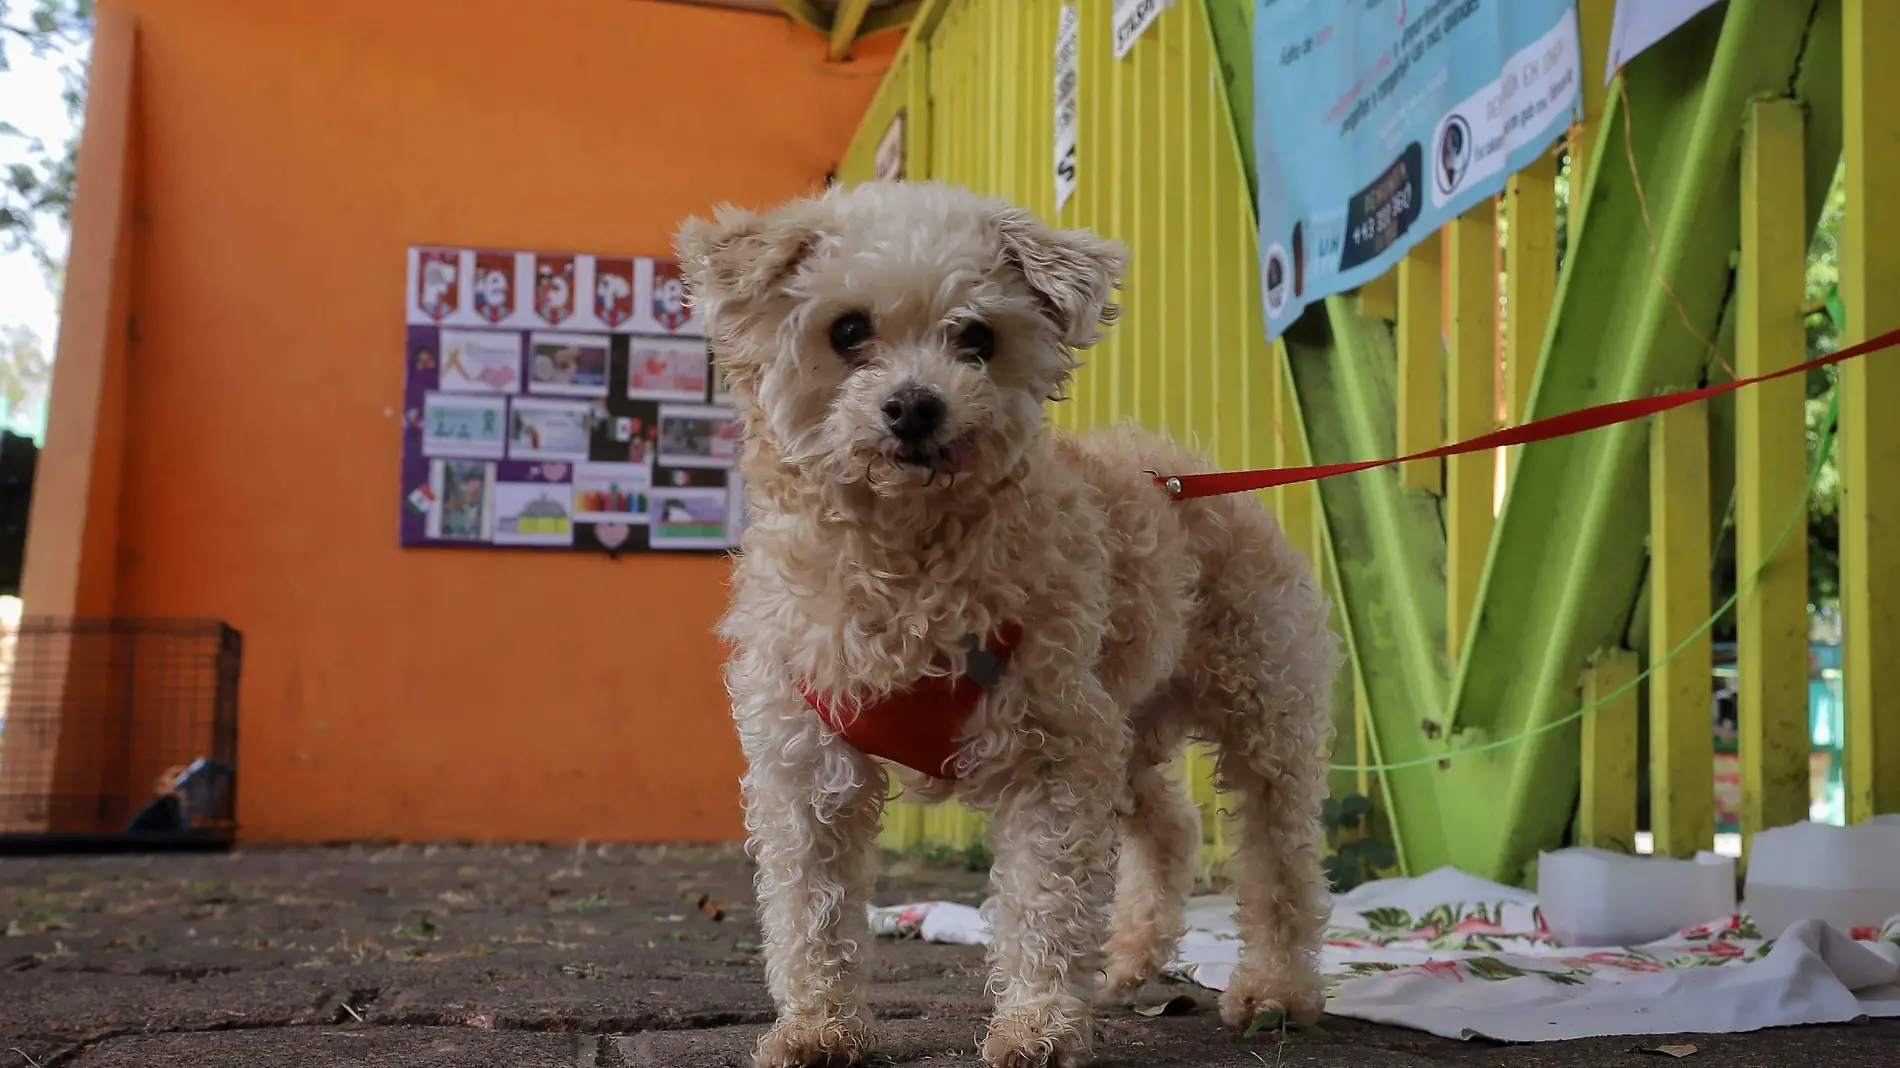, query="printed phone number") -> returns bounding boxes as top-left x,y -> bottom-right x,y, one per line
1350,183 -> 1415,250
